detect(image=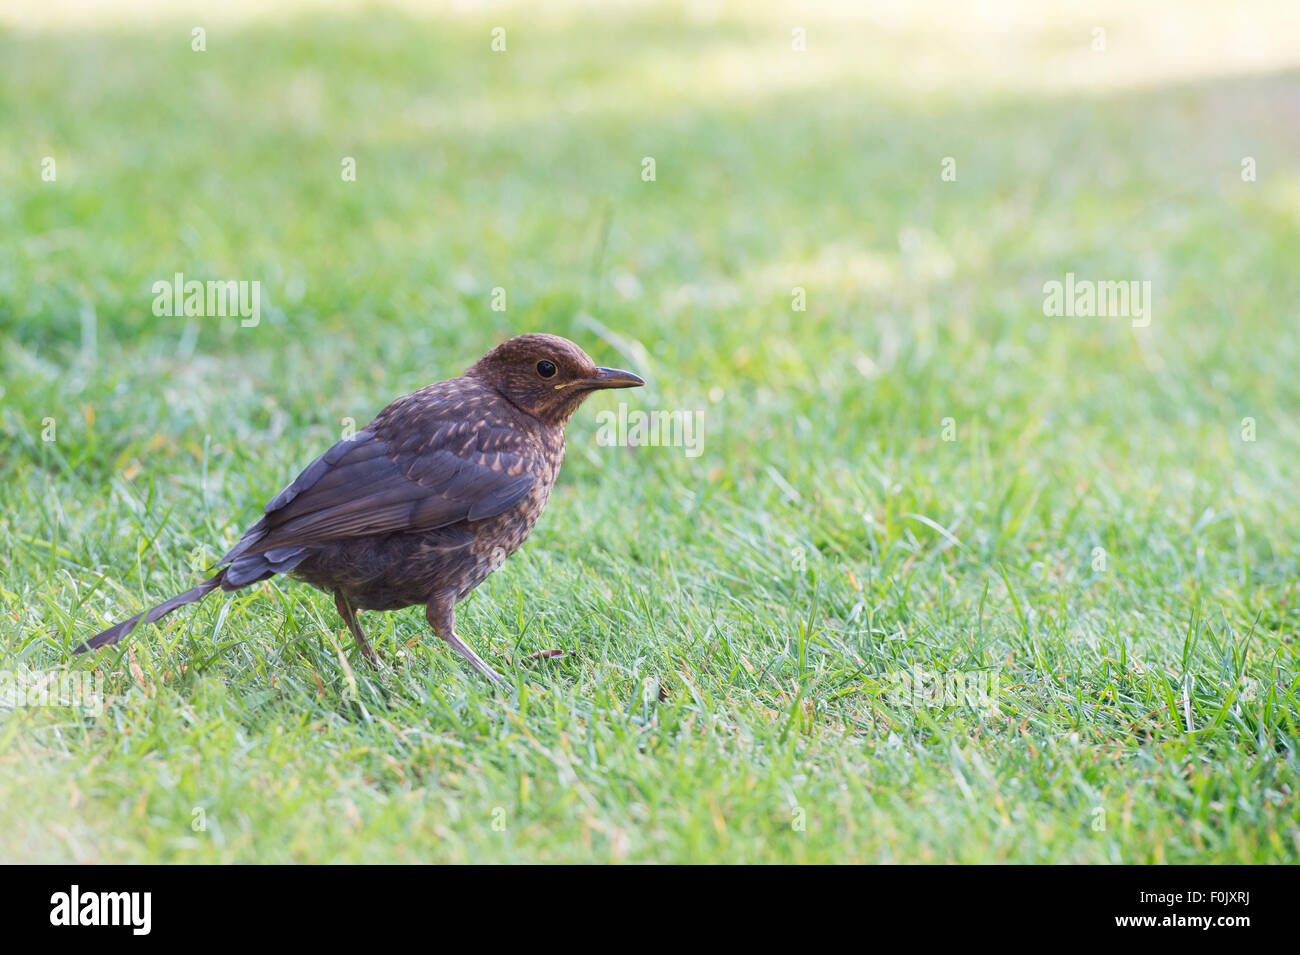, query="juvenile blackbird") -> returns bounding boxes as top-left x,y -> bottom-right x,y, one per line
76,333 -> 644,684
